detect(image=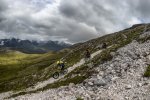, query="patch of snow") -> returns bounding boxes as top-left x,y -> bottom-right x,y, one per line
0,41 -> 4,46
